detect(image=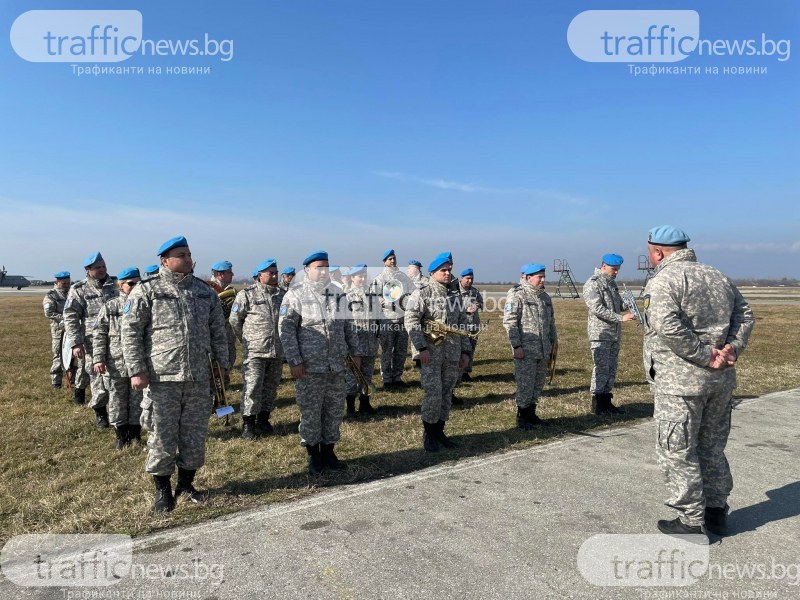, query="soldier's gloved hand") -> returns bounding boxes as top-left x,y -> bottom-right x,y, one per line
513,347 -> 525,360
131,373 -> 150,391
93,362 -> 107,375
290,363 -> 306,380
72,345 -> 85,360
459,353 -> 470,370
419,349 -> 431,365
